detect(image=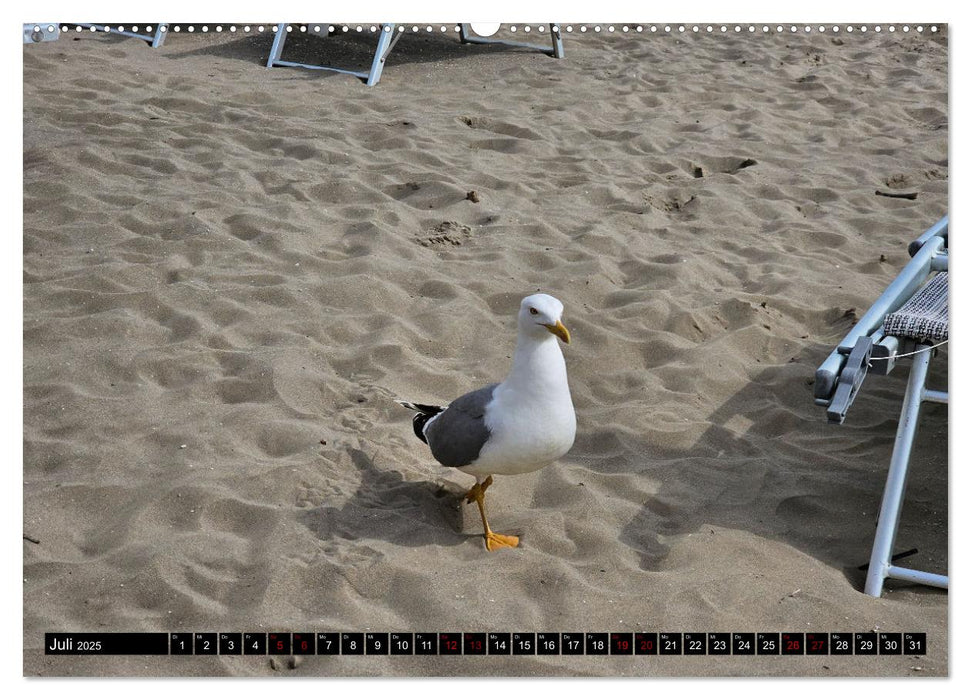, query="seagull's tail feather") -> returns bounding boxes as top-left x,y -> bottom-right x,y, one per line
395,400 -> 445,445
